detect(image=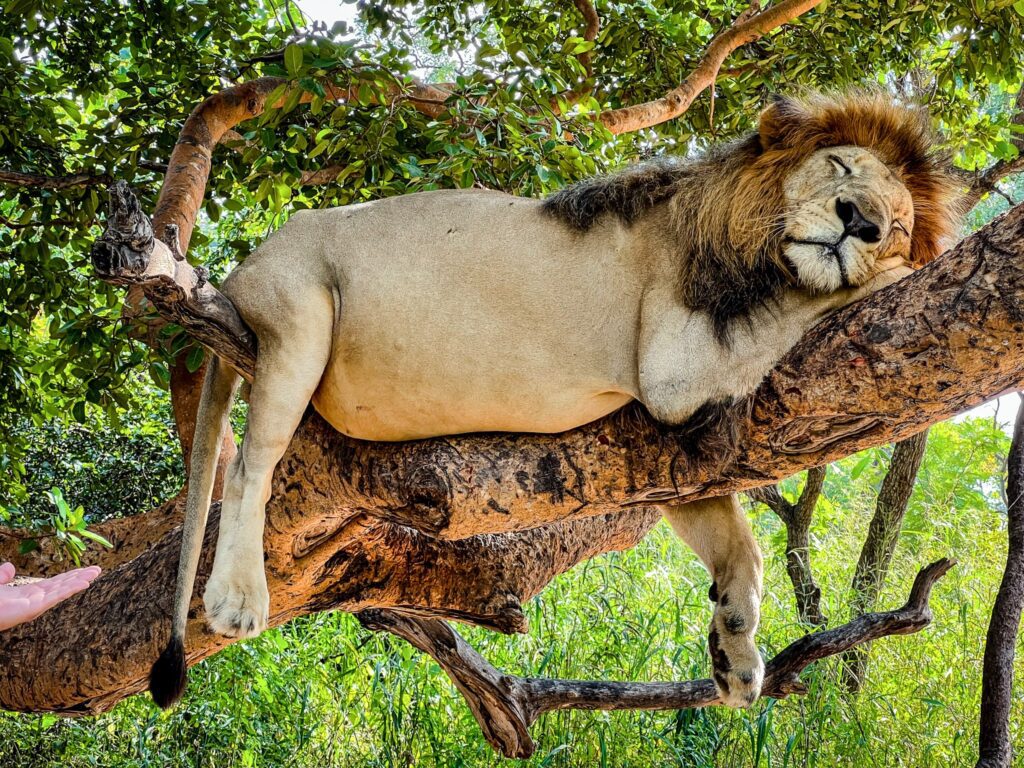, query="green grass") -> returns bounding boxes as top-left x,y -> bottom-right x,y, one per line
1,418 -> 1021,767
